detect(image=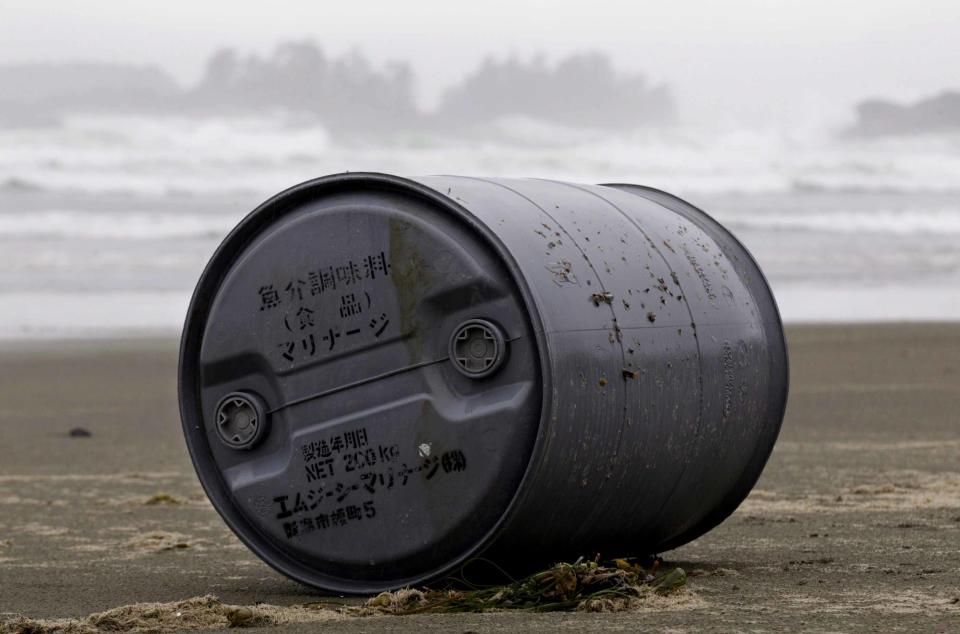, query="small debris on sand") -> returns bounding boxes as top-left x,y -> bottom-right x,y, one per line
851,484 -> 897,495
689,567 -> 740,578
68,428 -> 92,438
364,588 -> 426,613
143,493 -> 184,506
126,531 -> 194,553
